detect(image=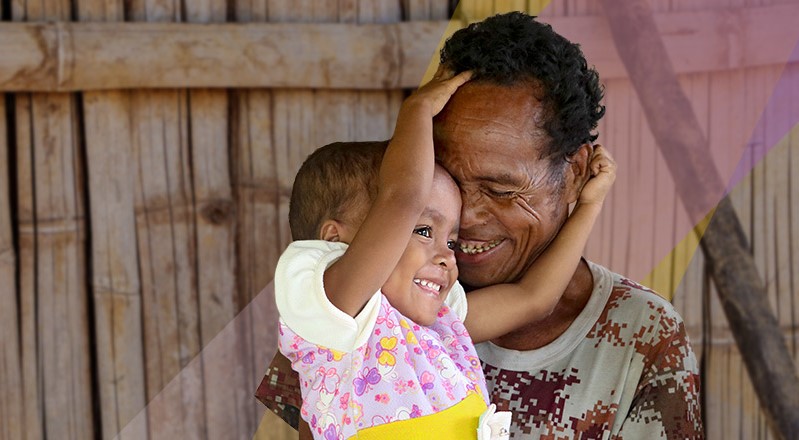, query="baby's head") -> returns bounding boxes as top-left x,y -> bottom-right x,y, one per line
290,141 -> 462,325
289,141 -> 387,242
